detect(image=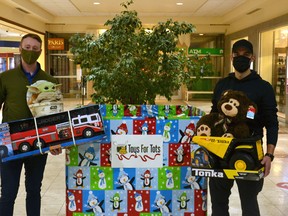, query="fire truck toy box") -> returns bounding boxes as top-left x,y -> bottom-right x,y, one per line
191,135 -> 265,181
0,105 -> 105,163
